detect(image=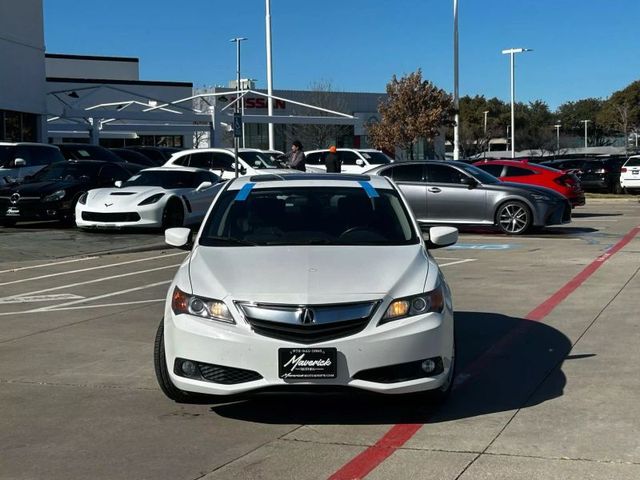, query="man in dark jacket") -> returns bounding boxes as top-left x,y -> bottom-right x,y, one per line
325,146 -> 341,173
